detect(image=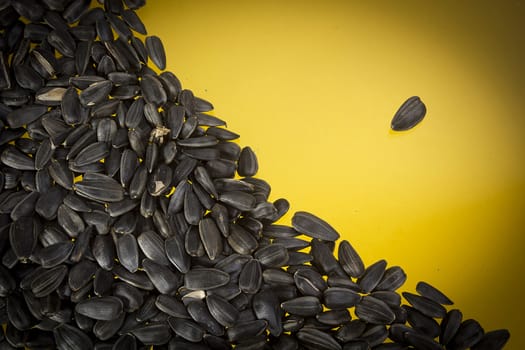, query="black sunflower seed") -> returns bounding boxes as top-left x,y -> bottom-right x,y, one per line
31,265 -> 68,298
140,74 -> 167,107
297,328 -> 342,350
75,173 -> 125,202
116,233 -> 139,273
184,268 -> 230,290
472,329 -> 510,350
129,323 -> 172,346
186,300 -> 224,337
227,319 -> 268,343
145,35 -> 166,70
281,296 -> 322,317
391,96 -> 427,131
53,323 -> 93,350
75,296 -> 123,321
254,243 -> 289,267
448,319 -> 485,350
1,146 -> 35,170
5,104 -> 48,129
292,211 -> 340,241
416,280 -> 454,305
198,217 -> 223,261
73,141 -> 109,167
165,234 -> 190,274
402,291 -> 447,318
136,231 -> 168,265
206,294 -> 239,327
142,258 -> 181,294
9,217 -> 38,261
355,295 -> 395,325
440,308 -> 463,345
